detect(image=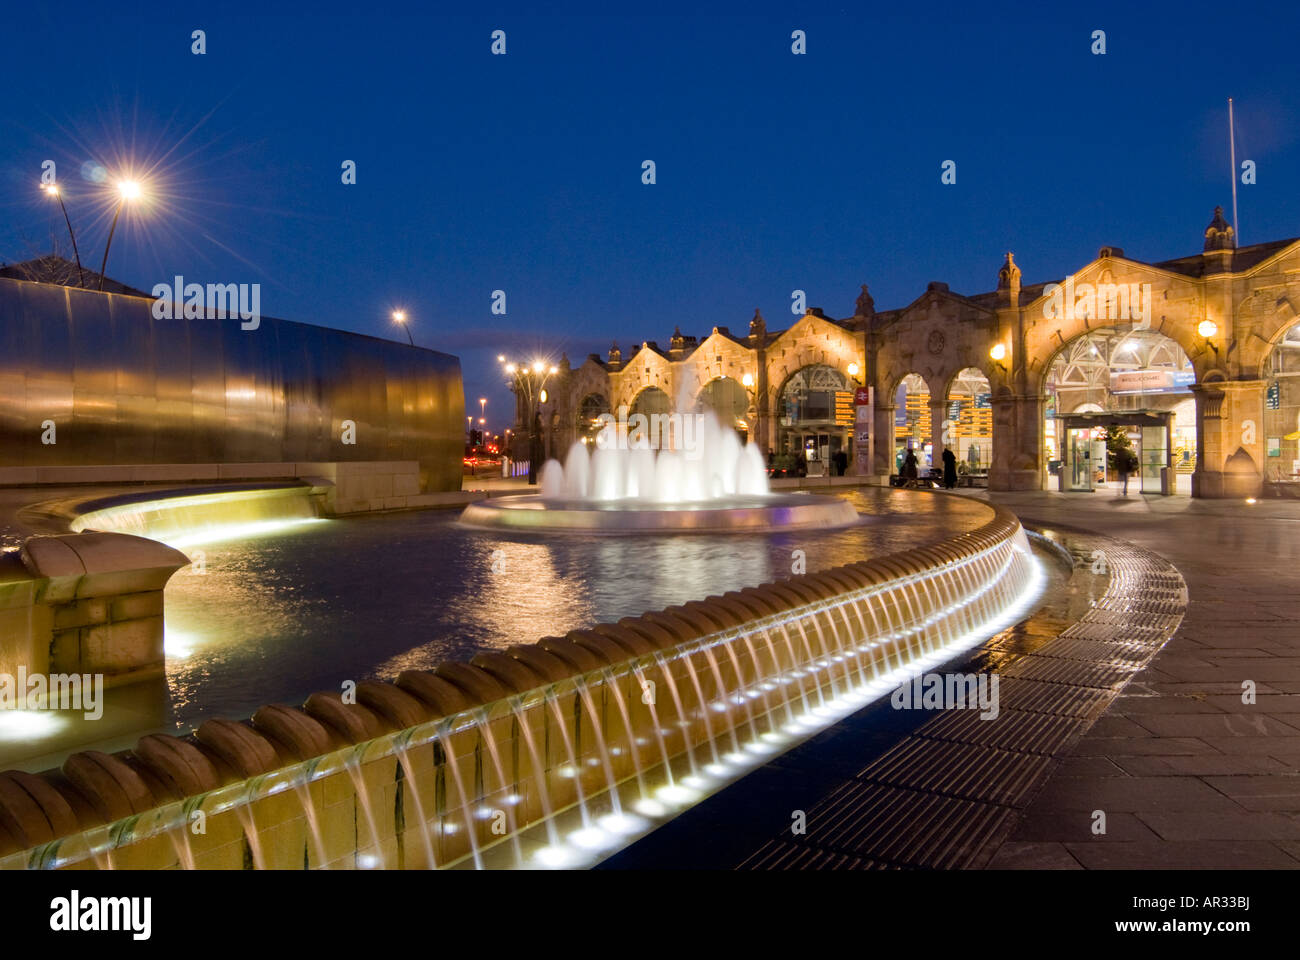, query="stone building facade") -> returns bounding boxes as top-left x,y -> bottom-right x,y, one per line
525,210 -> 1300,498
